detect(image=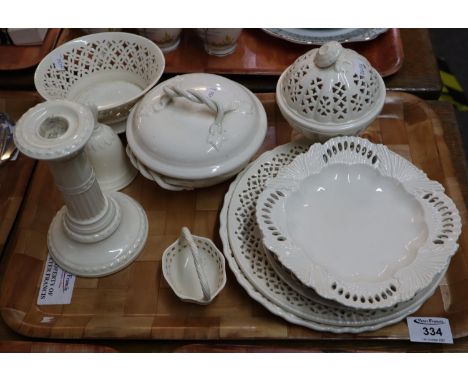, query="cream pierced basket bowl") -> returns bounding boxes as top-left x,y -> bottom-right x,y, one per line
34,32 -> 165,125
276,41 -> 385,141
